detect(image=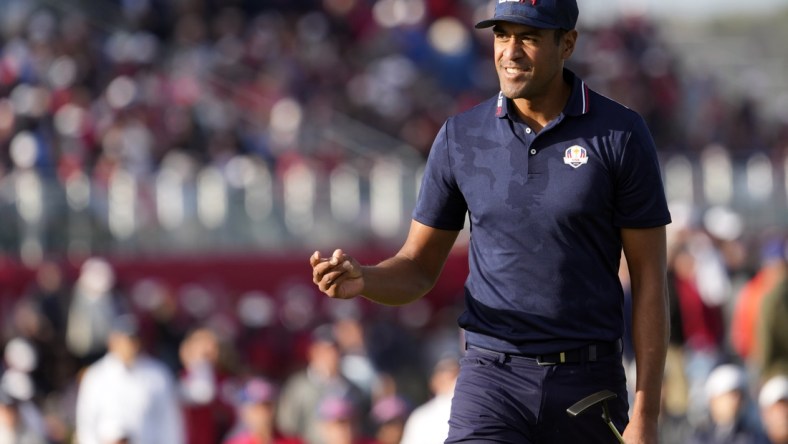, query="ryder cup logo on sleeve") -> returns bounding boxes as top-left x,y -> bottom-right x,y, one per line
563,145 -> 588,168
